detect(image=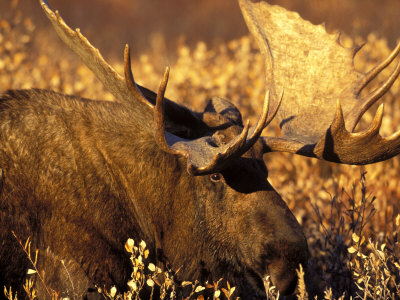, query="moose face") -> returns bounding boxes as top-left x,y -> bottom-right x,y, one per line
196,158 -> 308,295
217,158 -> 308,295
